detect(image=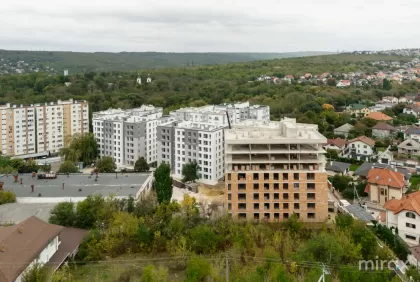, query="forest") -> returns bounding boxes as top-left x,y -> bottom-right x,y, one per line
0,50 -> 332,73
